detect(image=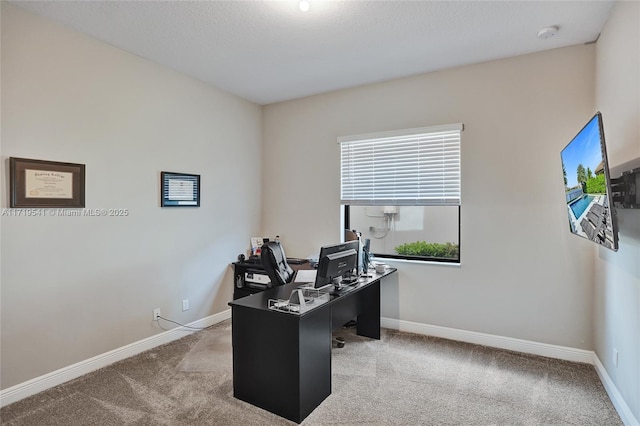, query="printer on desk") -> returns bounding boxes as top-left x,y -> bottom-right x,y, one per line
234,263 -> 272,299
244,269 -> 271,289
235,253 -> 270,288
